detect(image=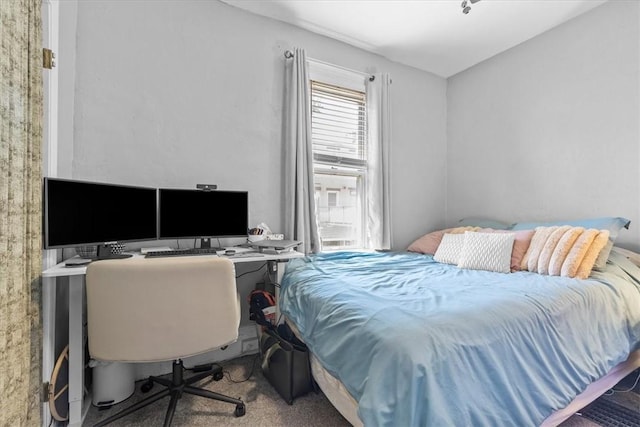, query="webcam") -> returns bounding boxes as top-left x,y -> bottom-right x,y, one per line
196,184 -> 217,191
